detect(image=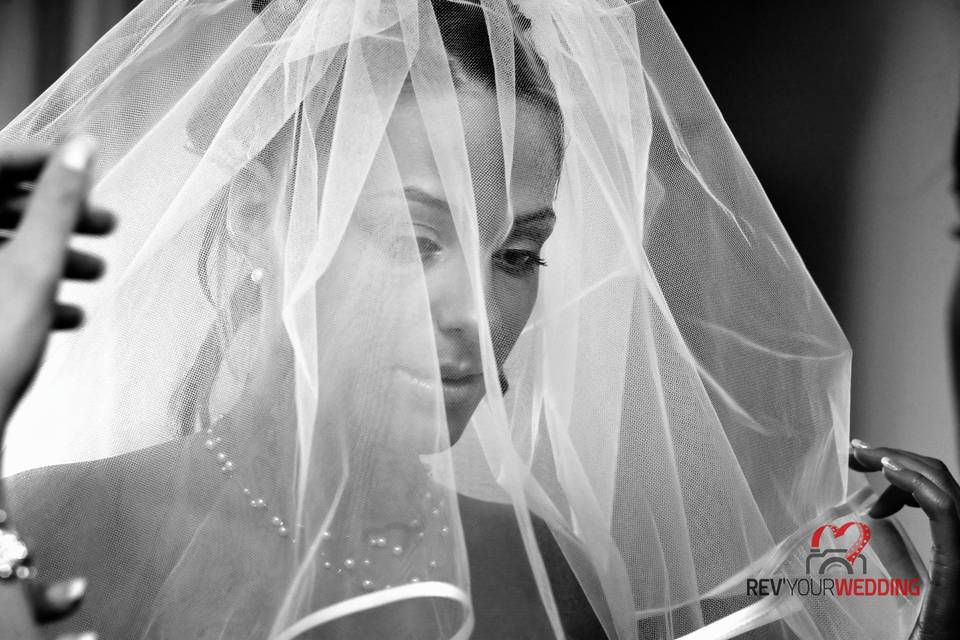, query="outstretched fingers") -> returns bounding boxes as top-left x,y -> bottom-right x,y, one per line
1,195 -> 115,236
5,137 -> 100,284
875,456 -> 960,546
849,440 -> 960,640
0,138 -> 114,341
0,144 -> 50,197
850,441 -> 960,519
